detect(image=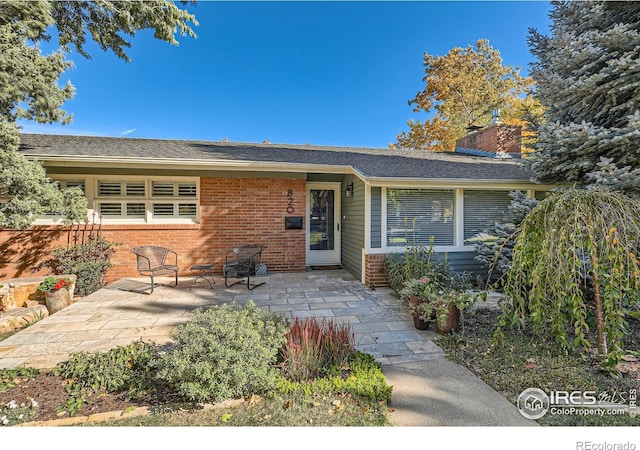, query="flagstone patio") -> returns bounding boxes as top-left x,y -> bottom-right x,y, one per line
0,269 -> 459,370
